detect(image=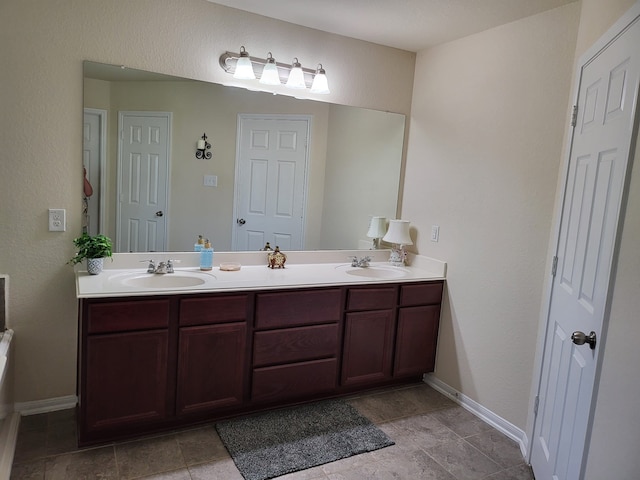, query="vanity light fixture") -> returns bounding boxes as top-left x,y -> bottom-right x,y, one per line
382,220 -> 413,266
195,133 -> 212,160
219,49 -> 330,94
259,53 -> 281,86
366,216 -> 387,249
233,46 -> 256,80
